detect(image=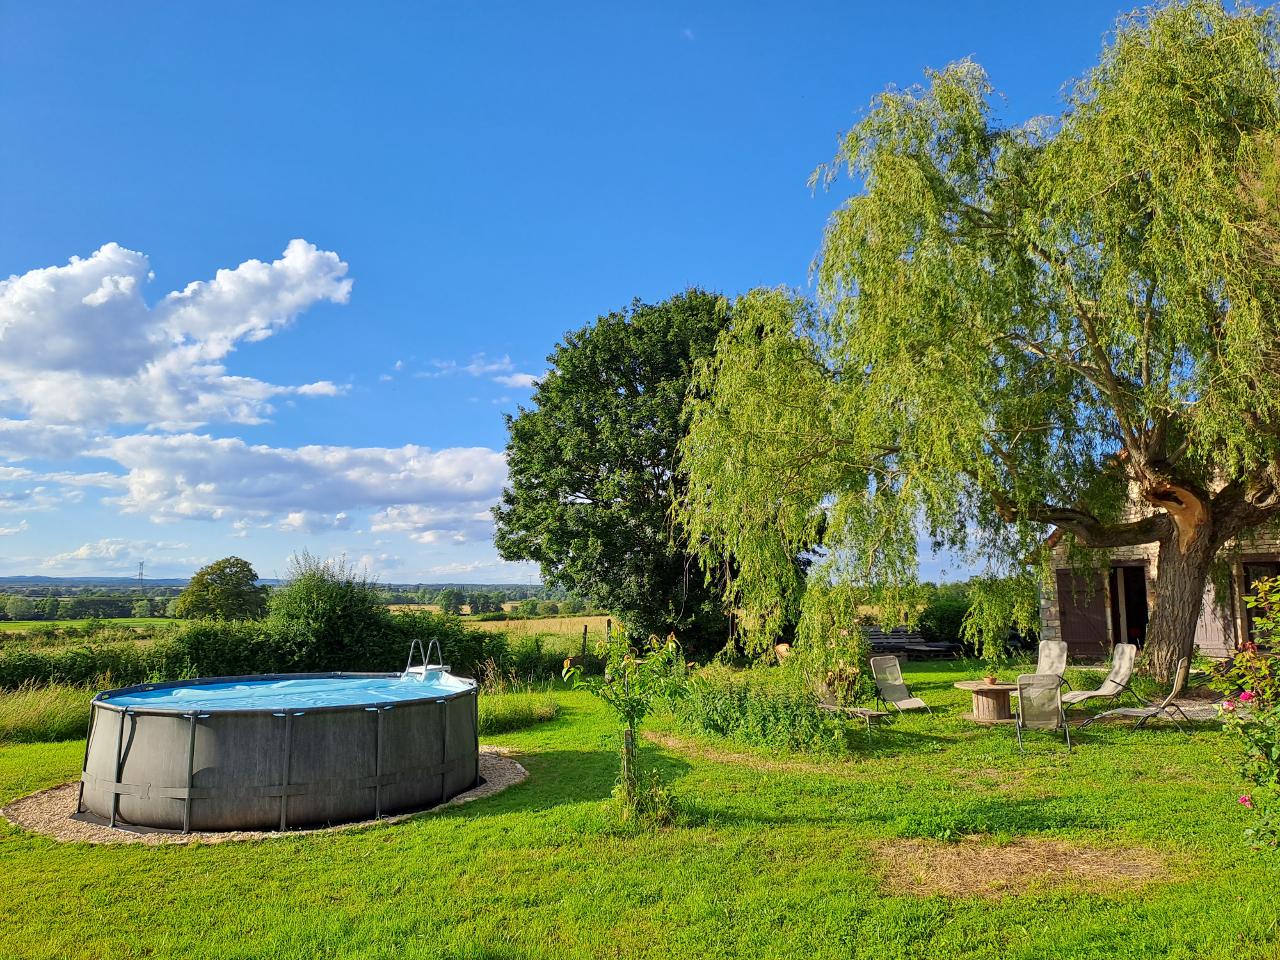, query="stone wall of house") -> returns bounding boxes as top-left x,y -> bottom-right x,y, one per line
1041,519 -> 1280,659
